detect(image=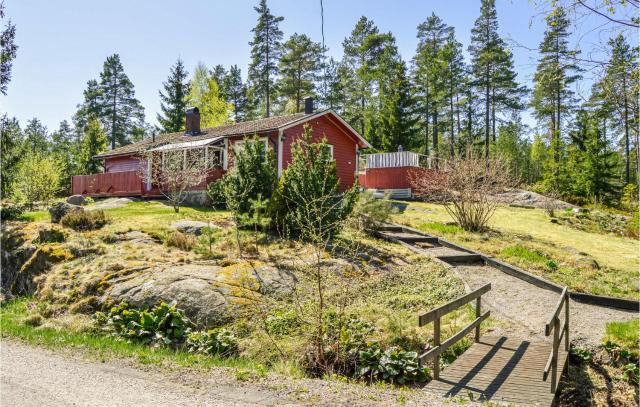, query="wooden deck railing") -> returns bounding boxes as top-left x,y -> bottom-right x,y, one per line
418,283 -> 491,379
71,171 -> 142,196
543,287 -> 570,393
